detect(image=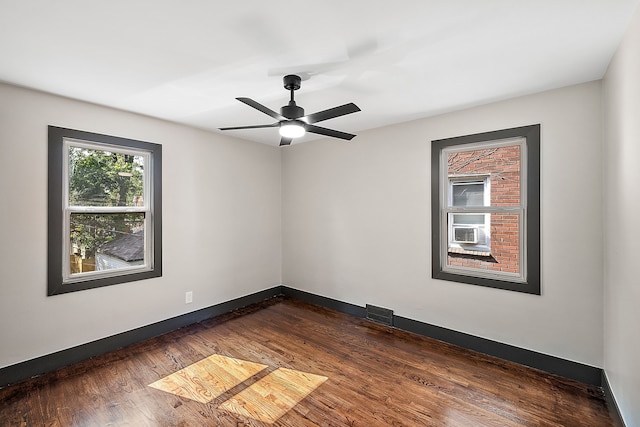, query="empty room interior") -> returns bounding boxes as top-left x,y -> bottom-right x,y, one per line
1,1 -> 639,426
